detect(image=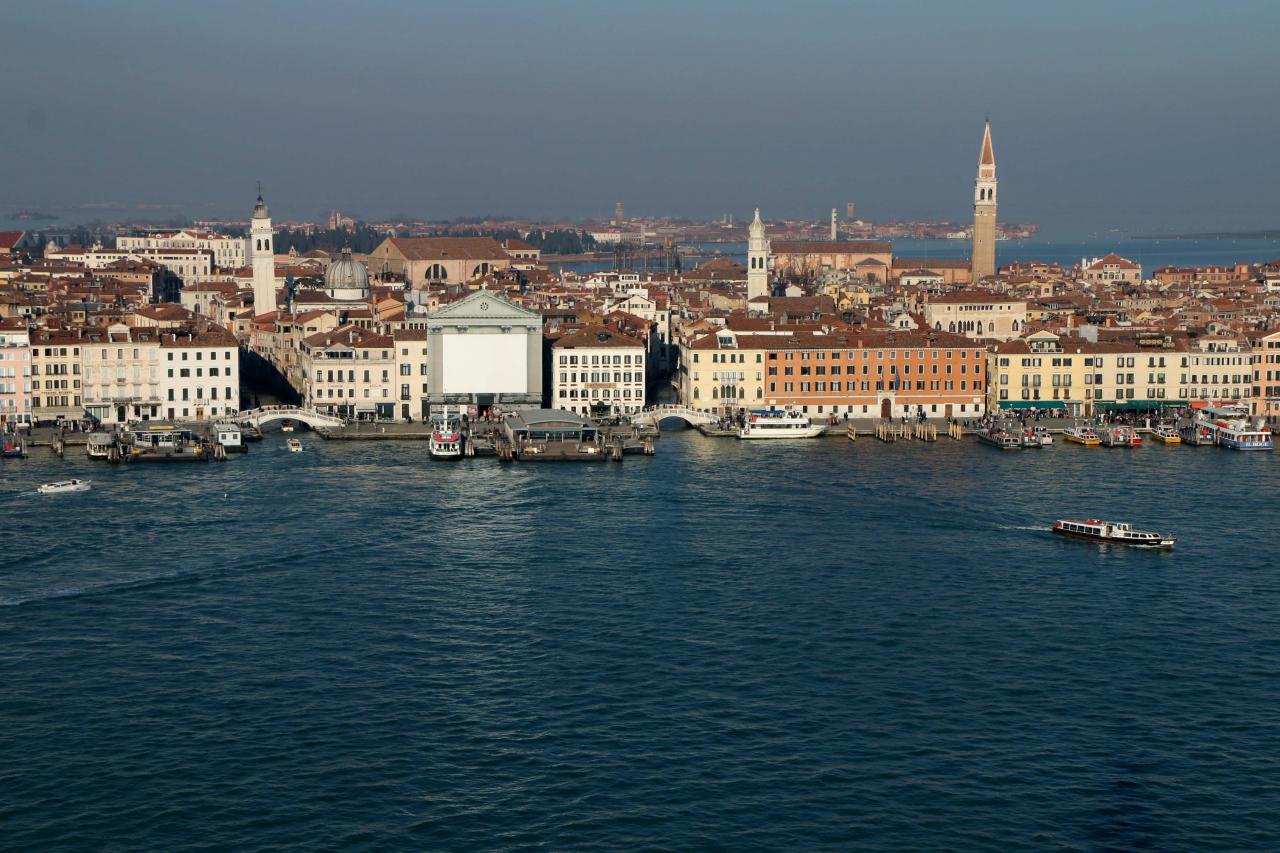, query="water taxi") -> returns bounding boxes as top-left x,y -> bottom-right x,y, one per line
286,438 -> 303,453
1152,423 -> 1182,444
1063,425 -> 1101,446
1031,426 -> 1054,446
1053,518 -> 1175,549
737,408 -> 825,439
39,479 -> 92,495
1101,425 -> 1142,447
976,424 -> 1023,450
281,420 -> 296,433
